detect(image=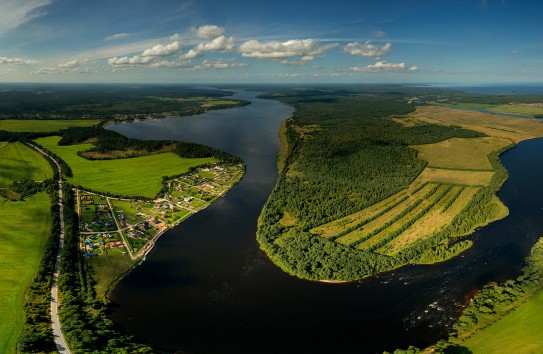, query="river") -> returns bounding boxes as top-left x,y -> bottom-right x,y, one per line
107,90 -> 543,354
